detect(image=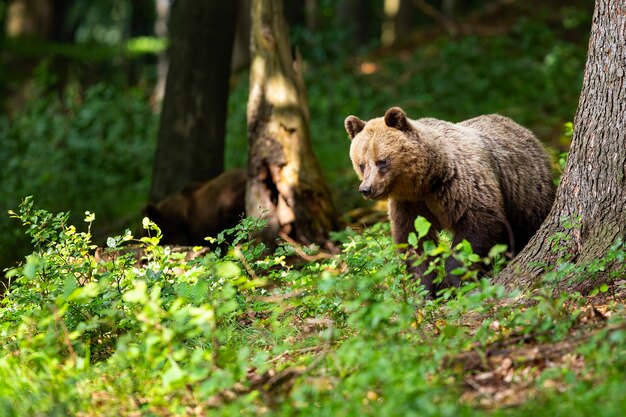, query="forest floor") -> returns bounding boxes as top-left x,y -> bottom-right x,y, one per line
452,289 -> 626,408
107,238 -> 626,413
